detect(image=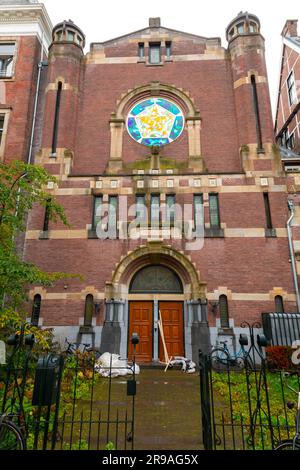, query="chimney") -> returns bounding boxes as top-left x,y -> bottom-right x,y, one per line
282,19 -> 298,38
149,17 -> 161,28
